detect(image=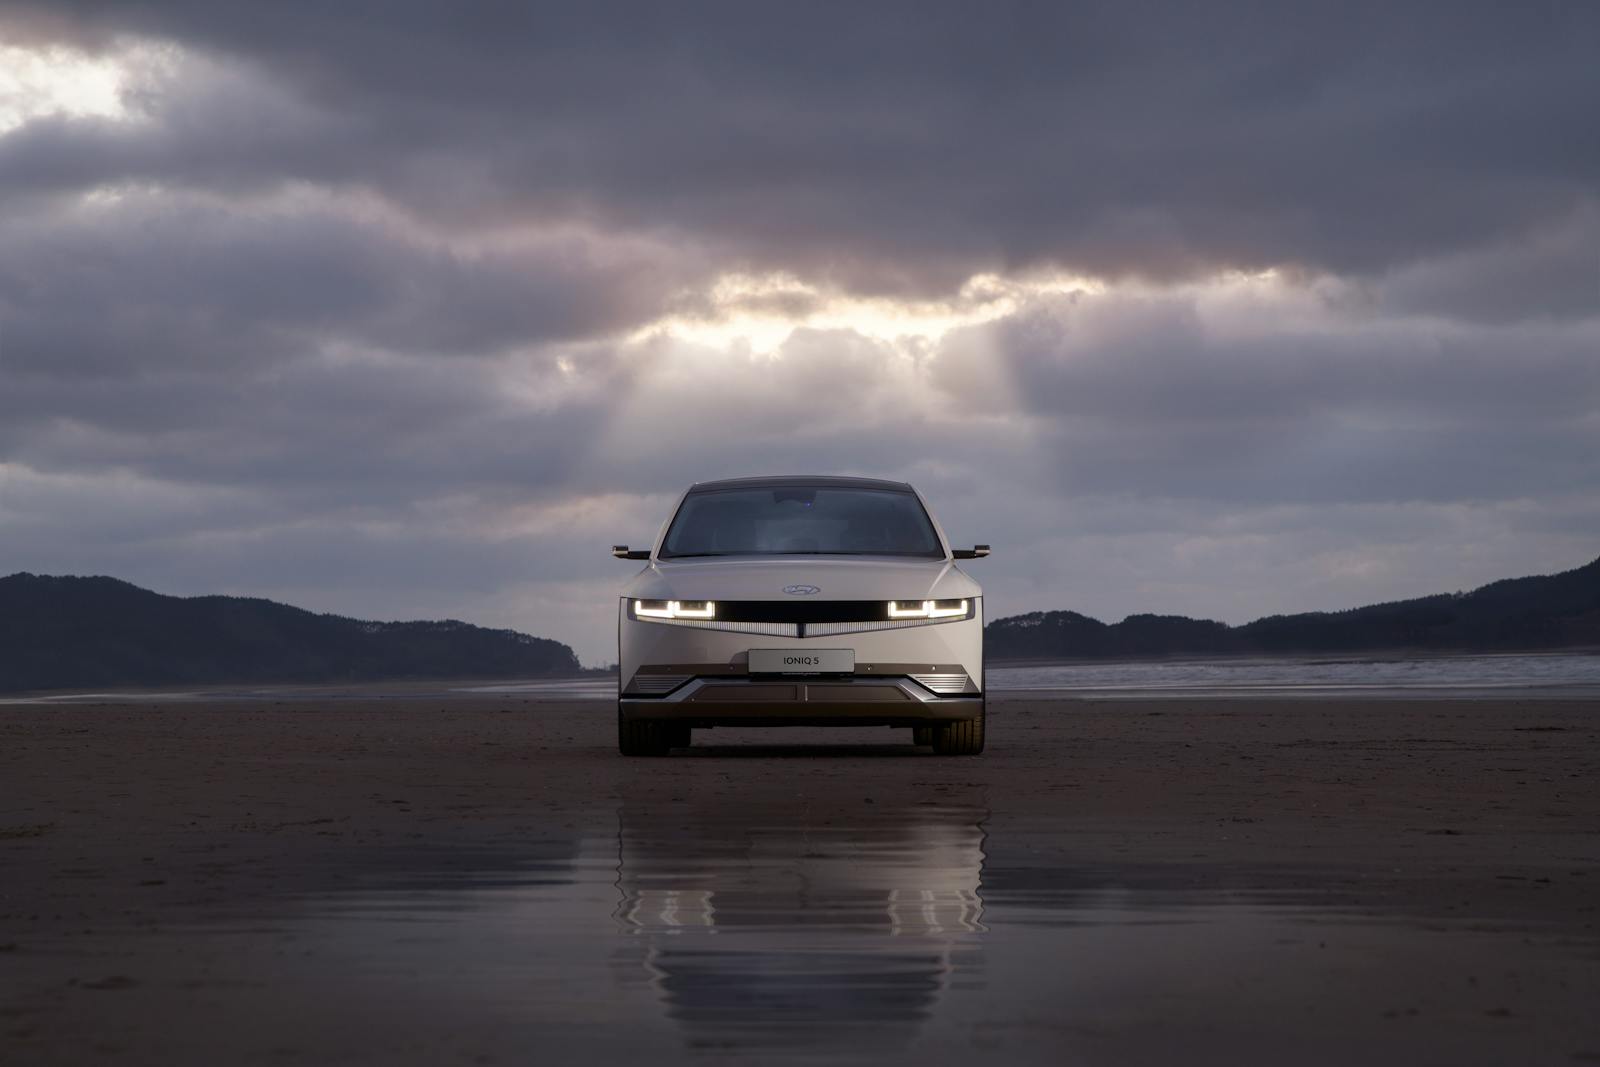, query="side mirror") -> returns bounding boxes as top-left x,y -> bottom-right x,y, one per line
952,544 -> 991,560
612,545 -> 652,560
